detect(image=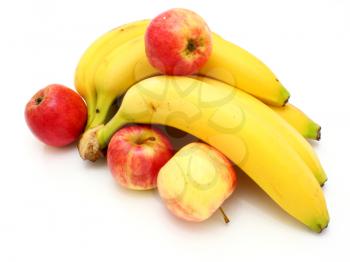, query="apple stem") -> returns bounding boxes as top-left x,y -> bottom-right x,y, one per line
219,207 -> 230,224
35,97 -> 43,105
135,136 -> 156,145
144,136 -> 156,142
